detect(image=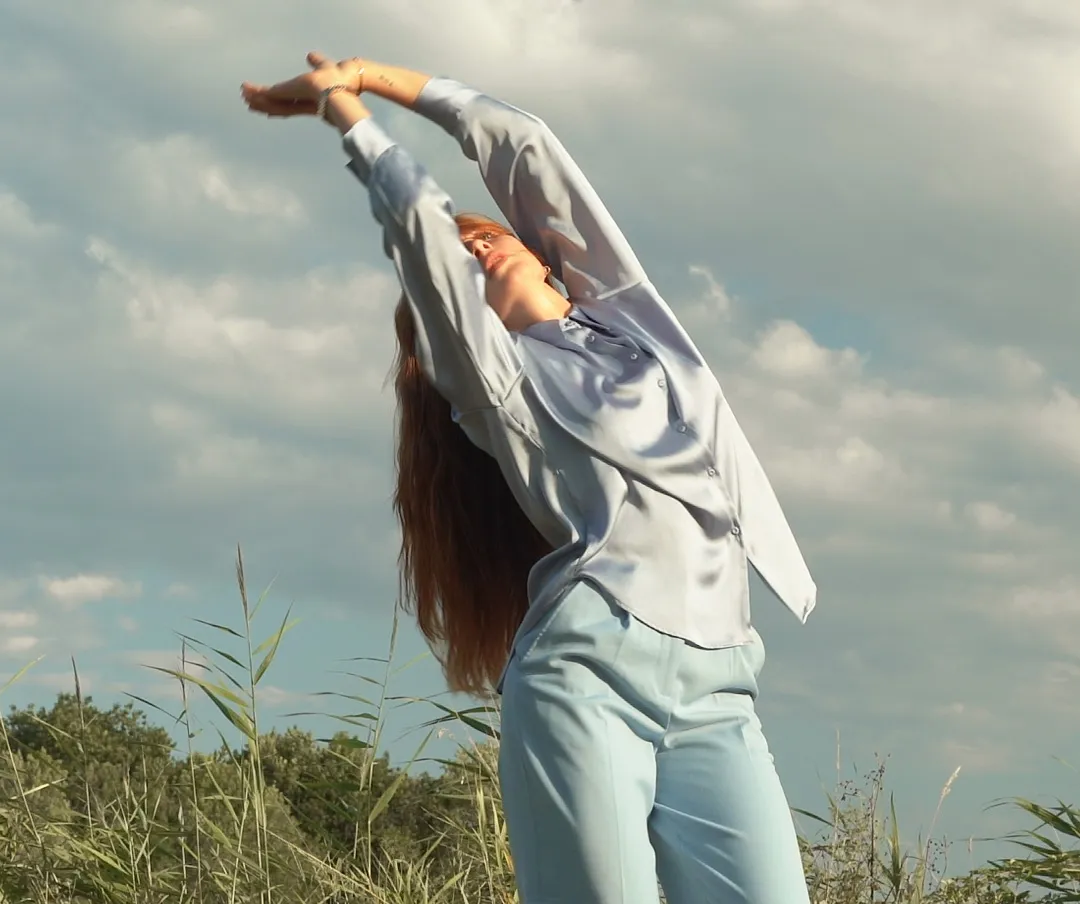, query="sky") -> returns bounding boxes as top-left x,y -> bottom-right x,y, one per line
2,0 -> 1079,873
